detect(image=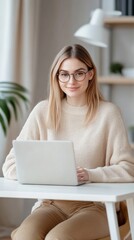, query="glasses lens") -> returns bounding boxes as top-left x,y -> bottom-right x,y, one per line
58,71 -> 88,82
74,72 -> 86,81
58,72 -> 69,82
